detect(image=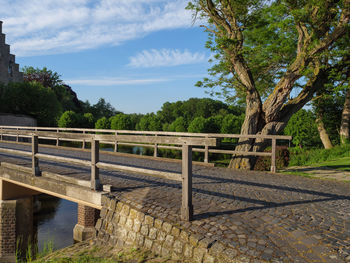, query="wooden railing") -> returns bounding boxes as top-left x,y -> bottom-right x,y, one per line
0,126 -> 291,173
0,128 -> 217,221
